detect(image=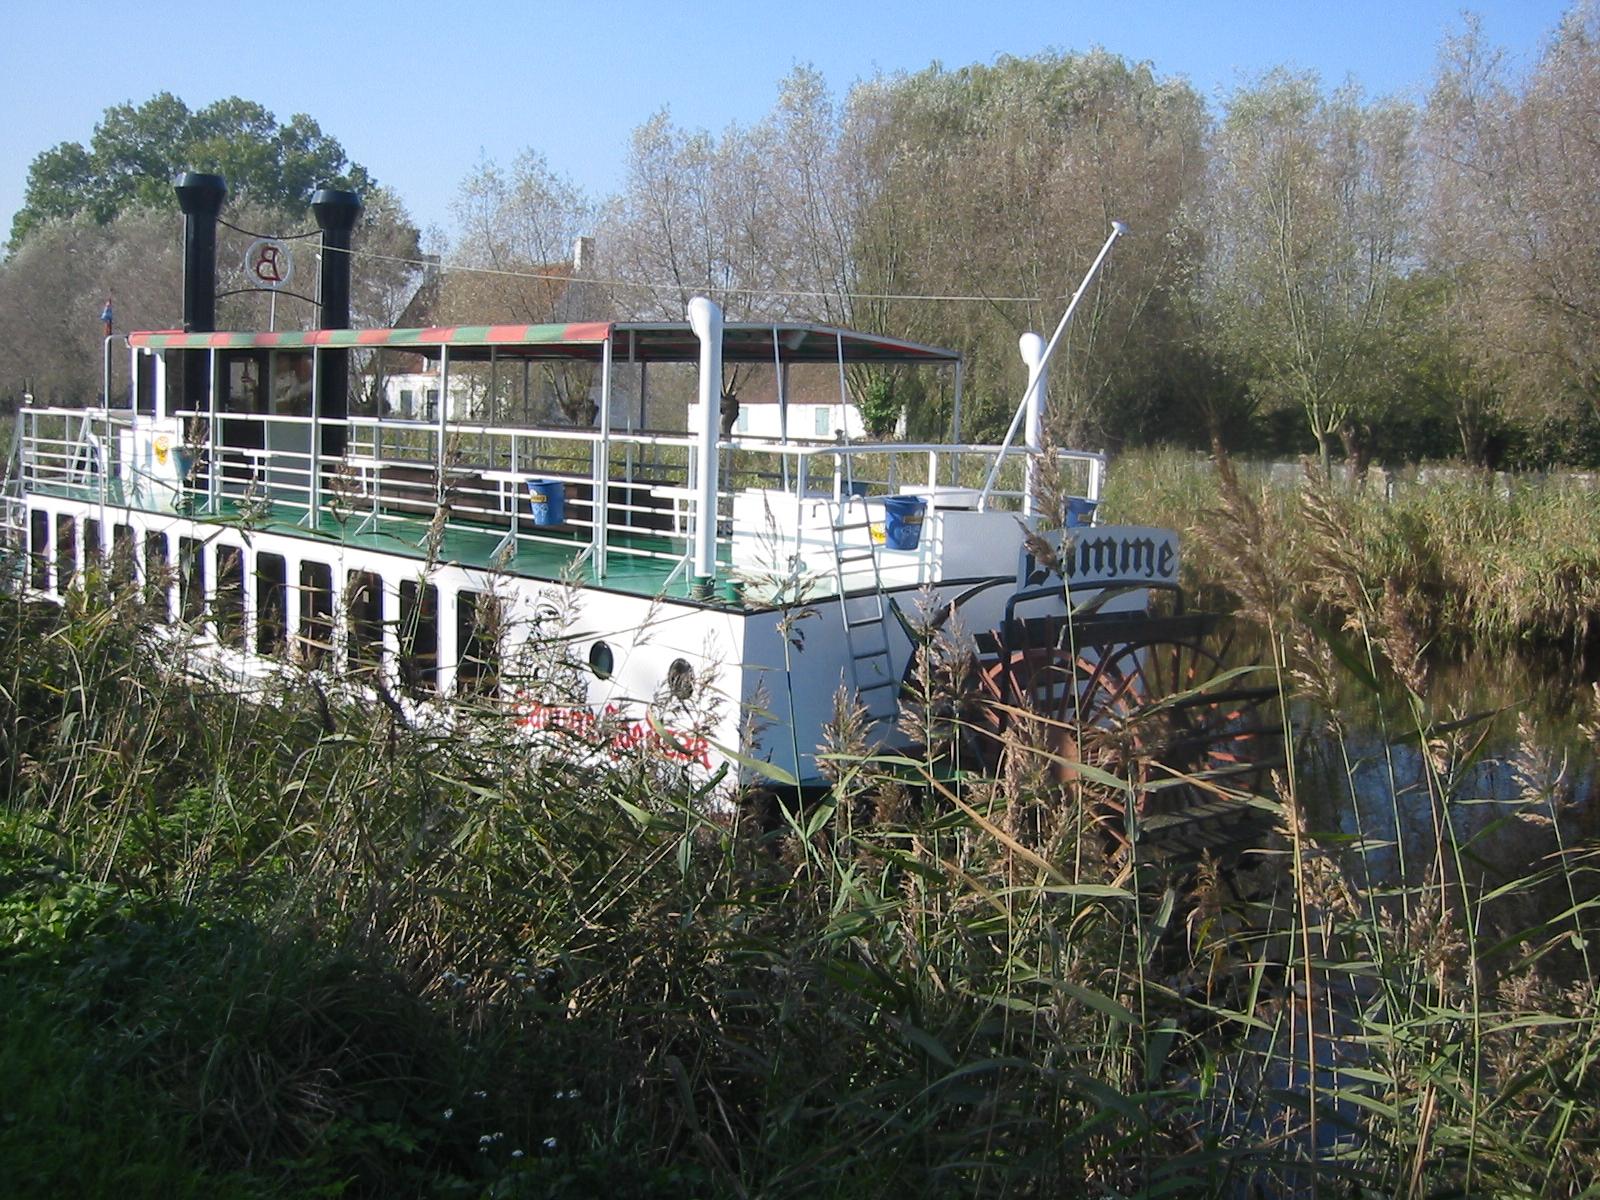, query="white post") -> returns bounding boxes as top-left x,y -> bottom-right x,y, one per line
438,589 -> 459,698
207,348 -> 221,511
594,334 -> 613,577
1019,331 -> 1047,517
307,350 -> 322,521
688,297 -> 724,585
